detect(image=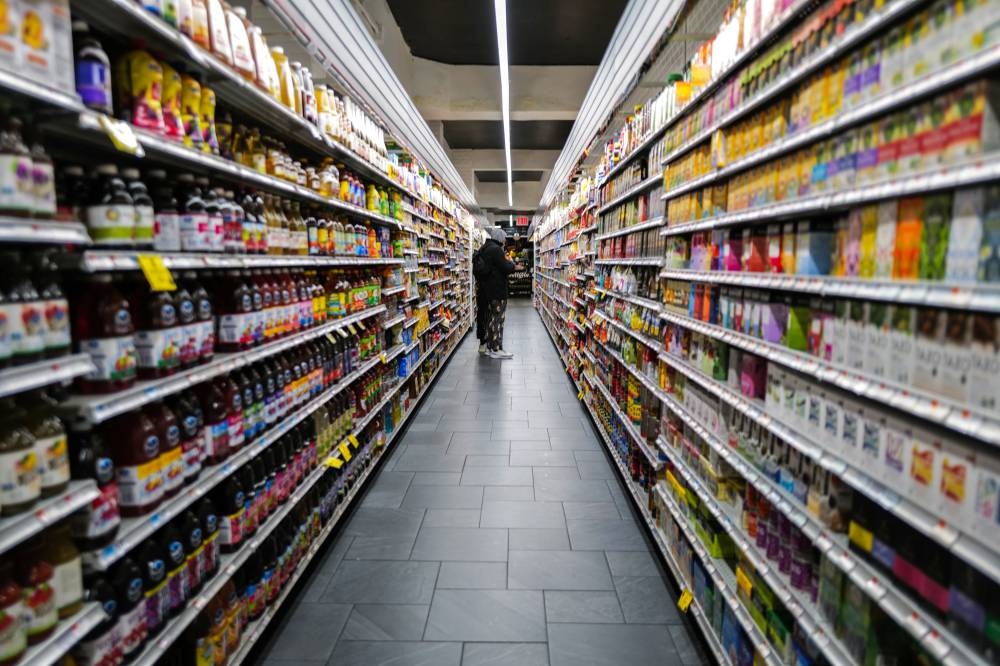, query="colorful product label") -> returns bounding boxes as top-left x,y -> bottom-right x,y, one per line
81,335 -> 137,383
153,211 -> 181,252
35,434 -> 69,490
0,154 -> 34,214
135,326 -> 182,372
87,204 -> 136,244
115,455 -> 163,509
71,479 -> 120,540
0,449 -> 40,506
